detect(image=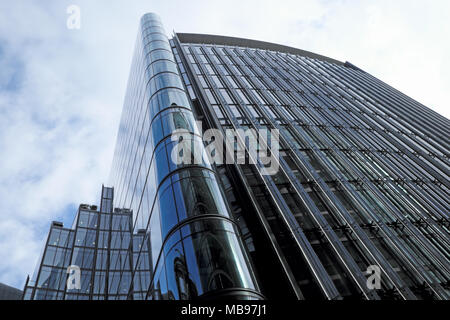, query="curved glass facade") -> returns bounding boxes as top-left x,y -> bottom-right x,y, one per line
109,13 -> 262,300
